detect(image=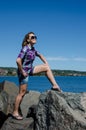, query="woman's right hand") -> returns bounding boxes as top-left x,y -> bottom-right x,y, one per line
21,70 -> 28,77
